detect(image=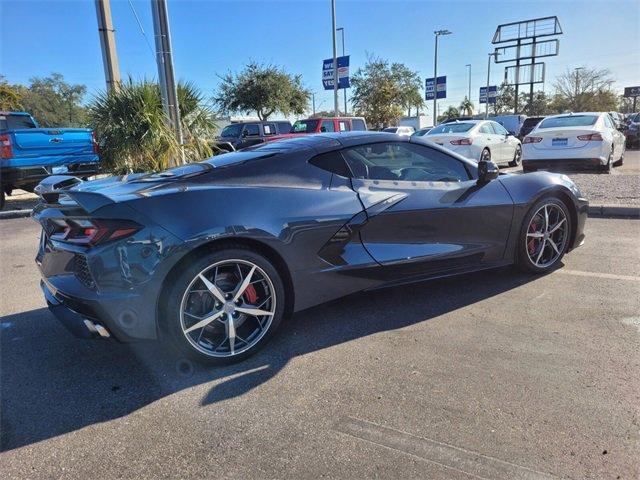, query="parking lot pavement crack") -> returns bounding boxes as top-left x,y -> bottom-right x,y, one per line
333,416 -> 557,480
